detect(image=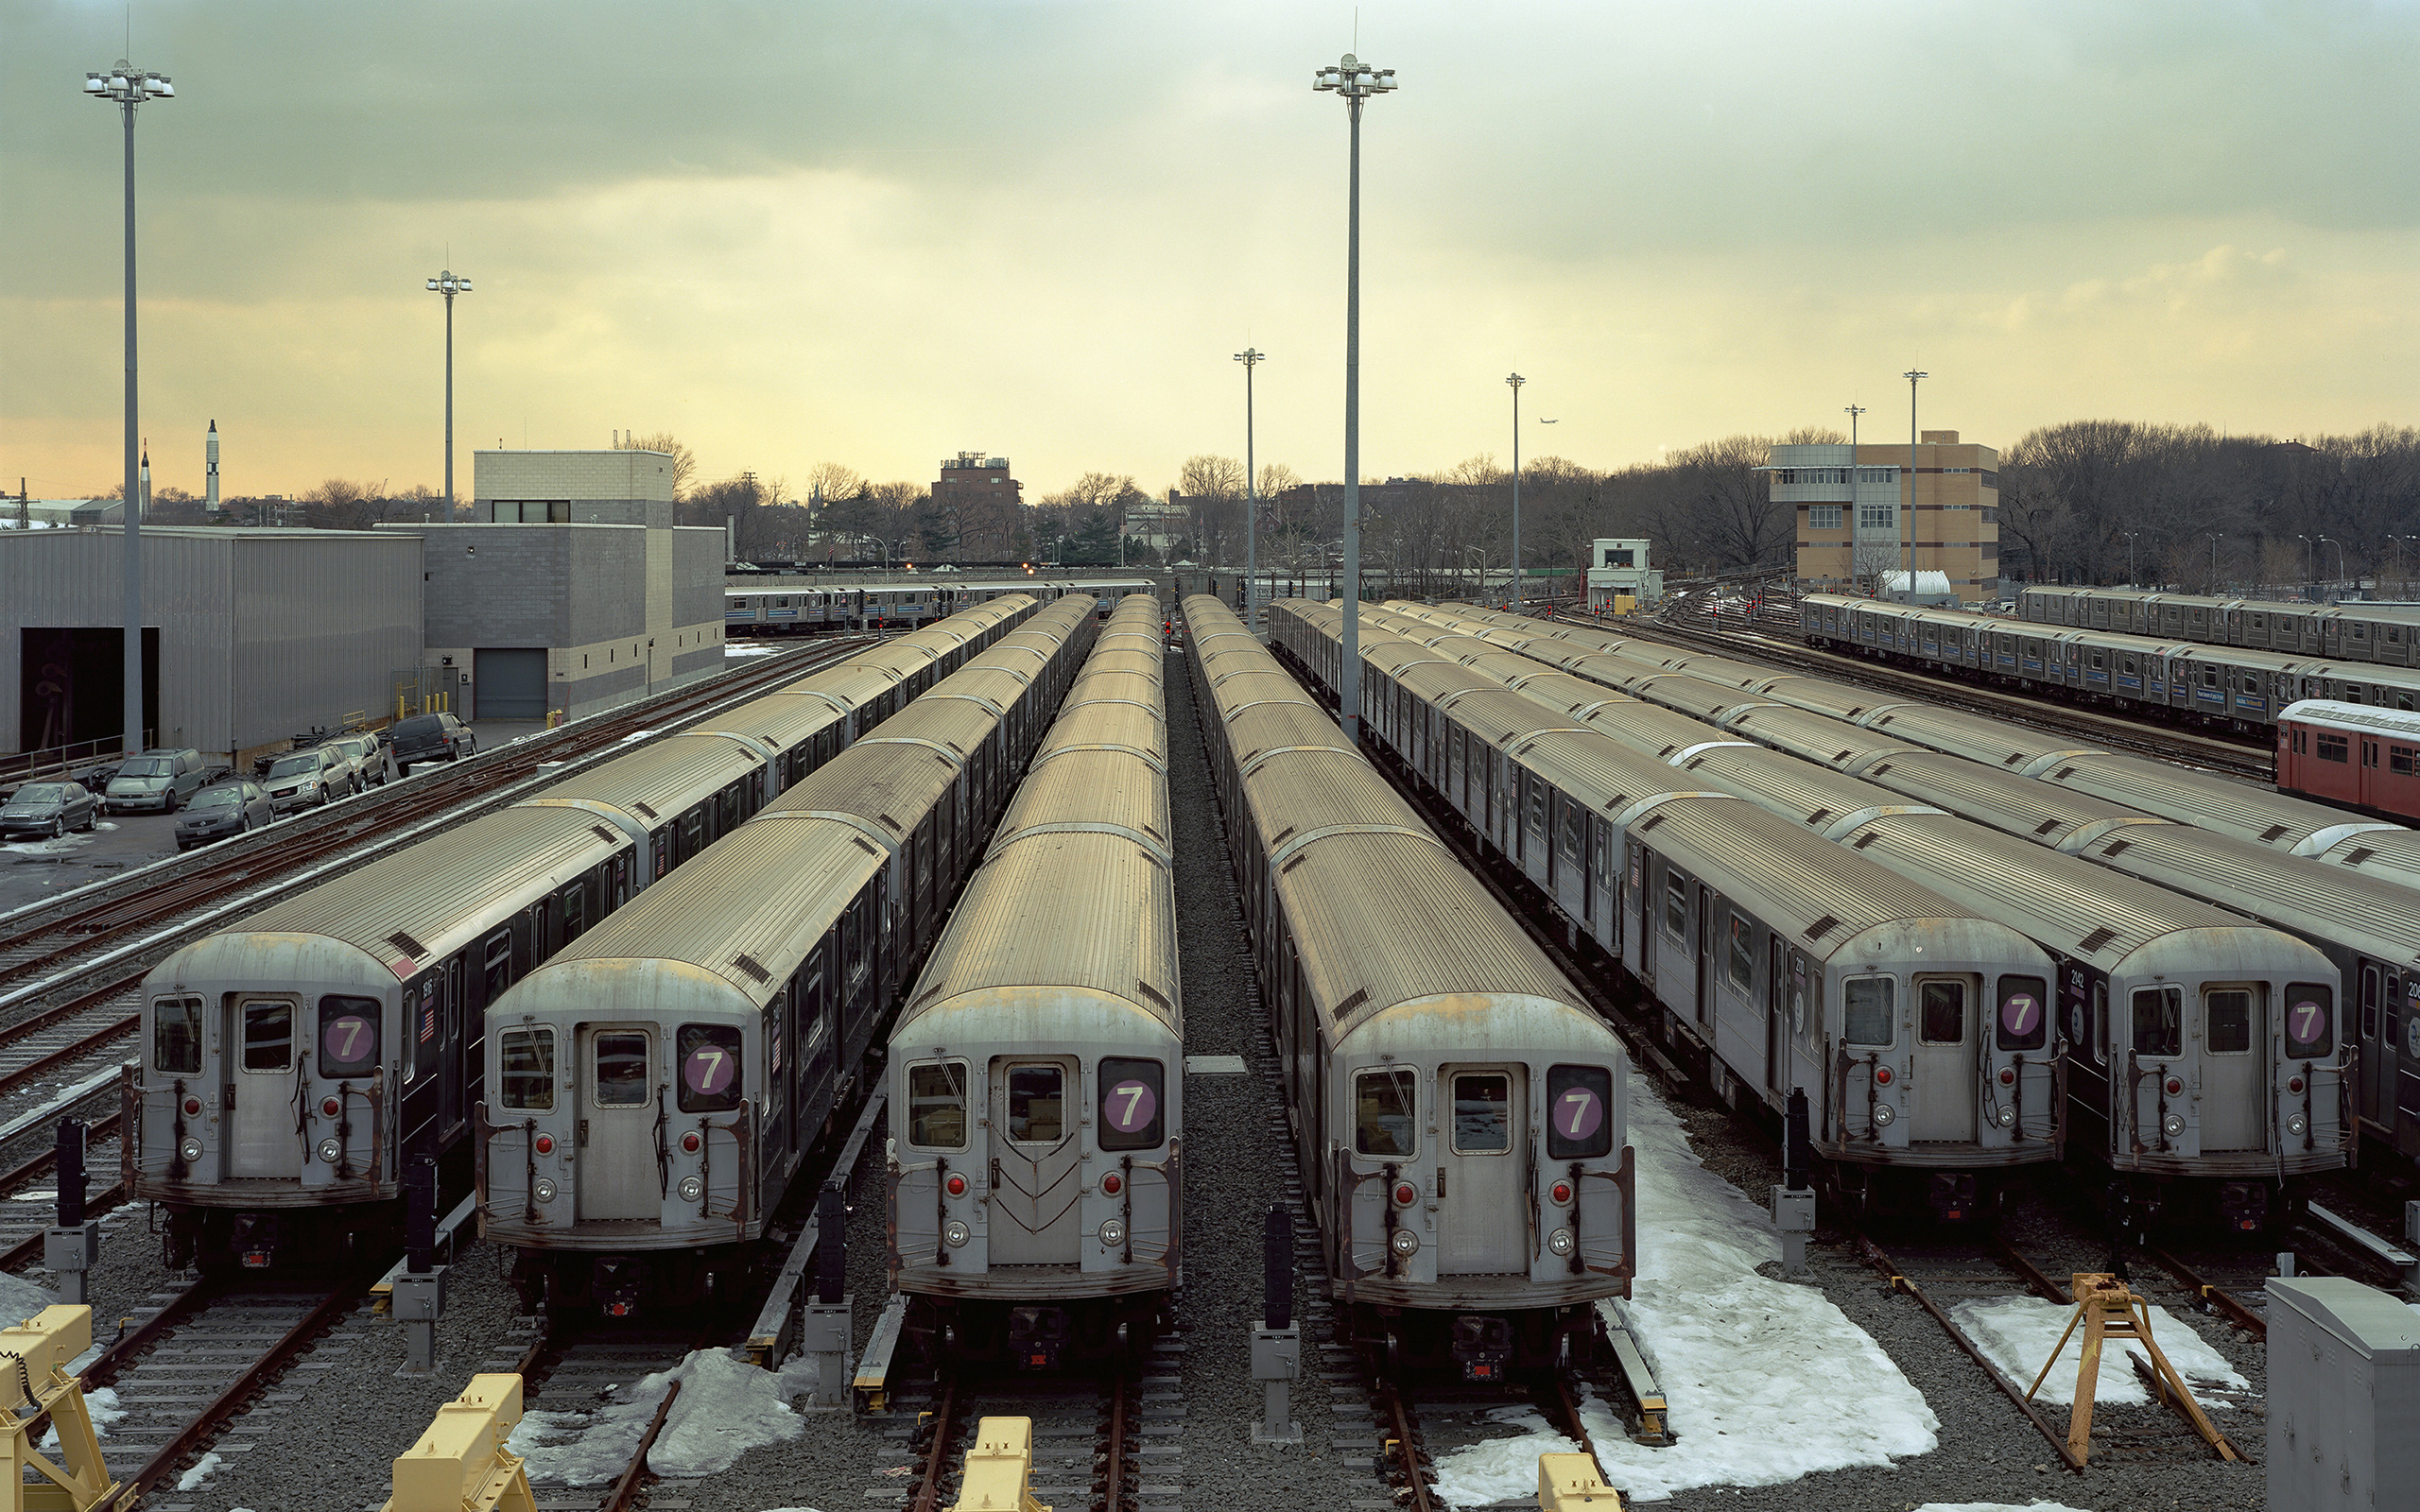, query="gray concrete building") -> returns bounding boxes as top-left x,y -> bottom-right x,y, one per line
0,527 -> 424,766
